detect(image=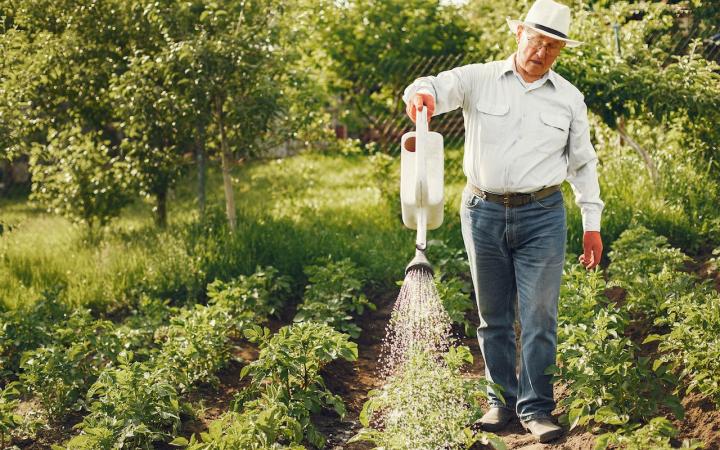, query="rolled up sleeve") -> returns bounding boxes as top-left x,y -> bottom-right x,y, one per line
566,95 -> 604,232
